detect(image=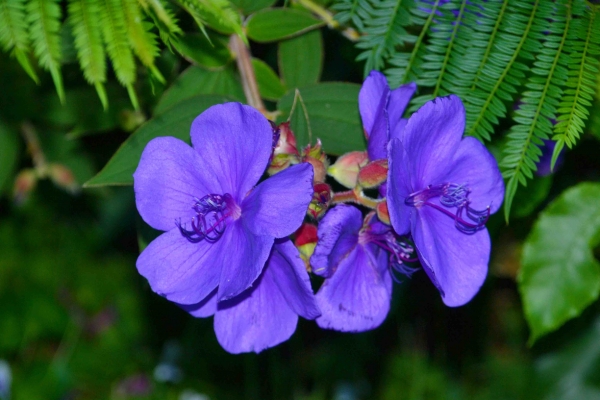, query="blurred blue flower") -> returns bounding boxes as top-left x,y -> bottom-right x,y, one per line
536,139 -> 564,177
0,360 -> 10,400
